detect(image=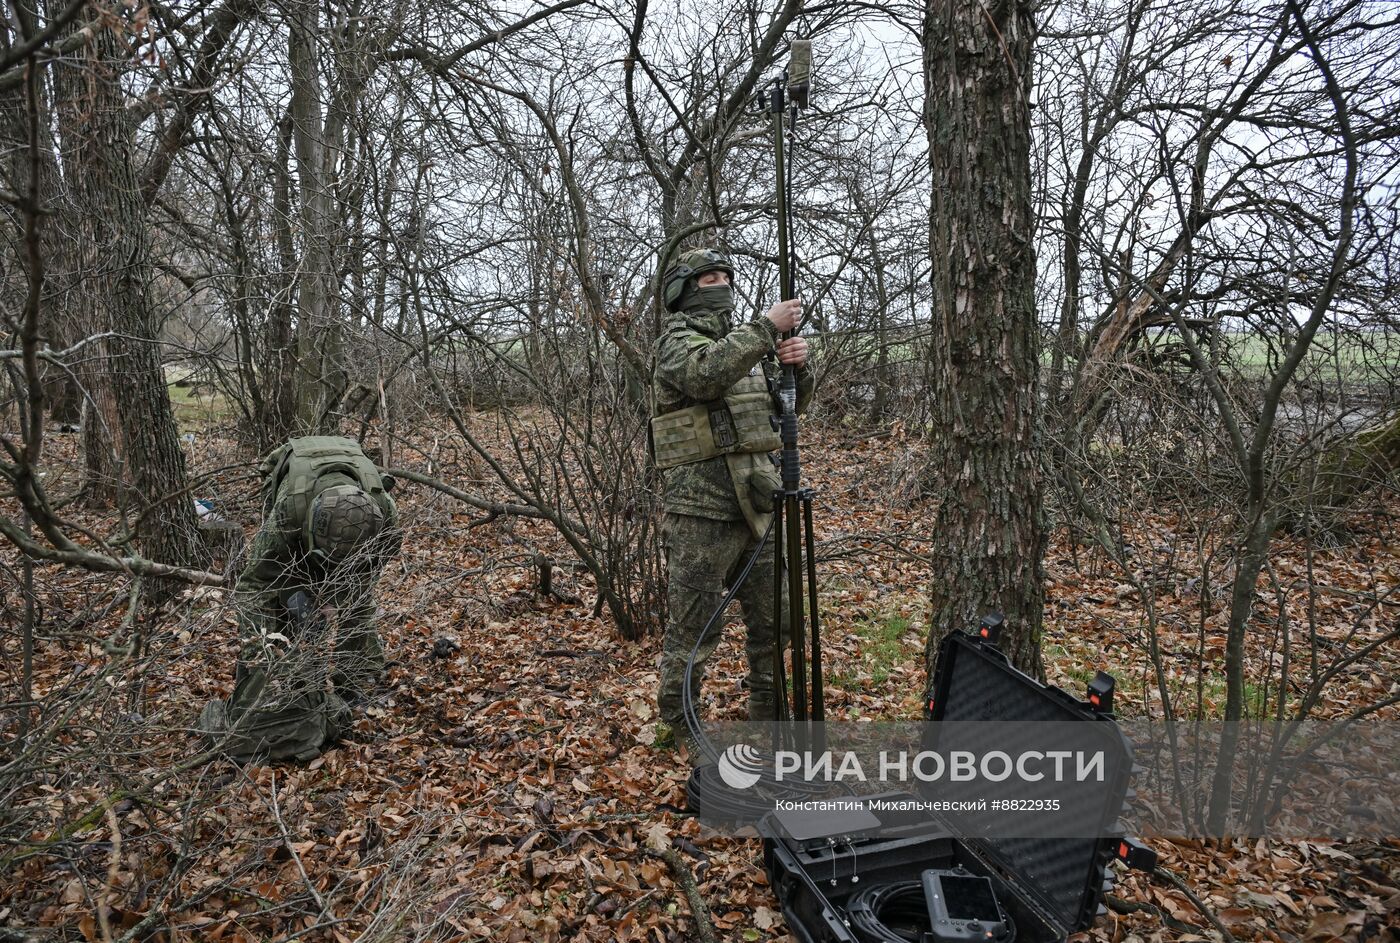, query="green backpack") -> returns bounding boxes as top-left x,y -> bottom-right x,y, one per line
258,436 -> 386,521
